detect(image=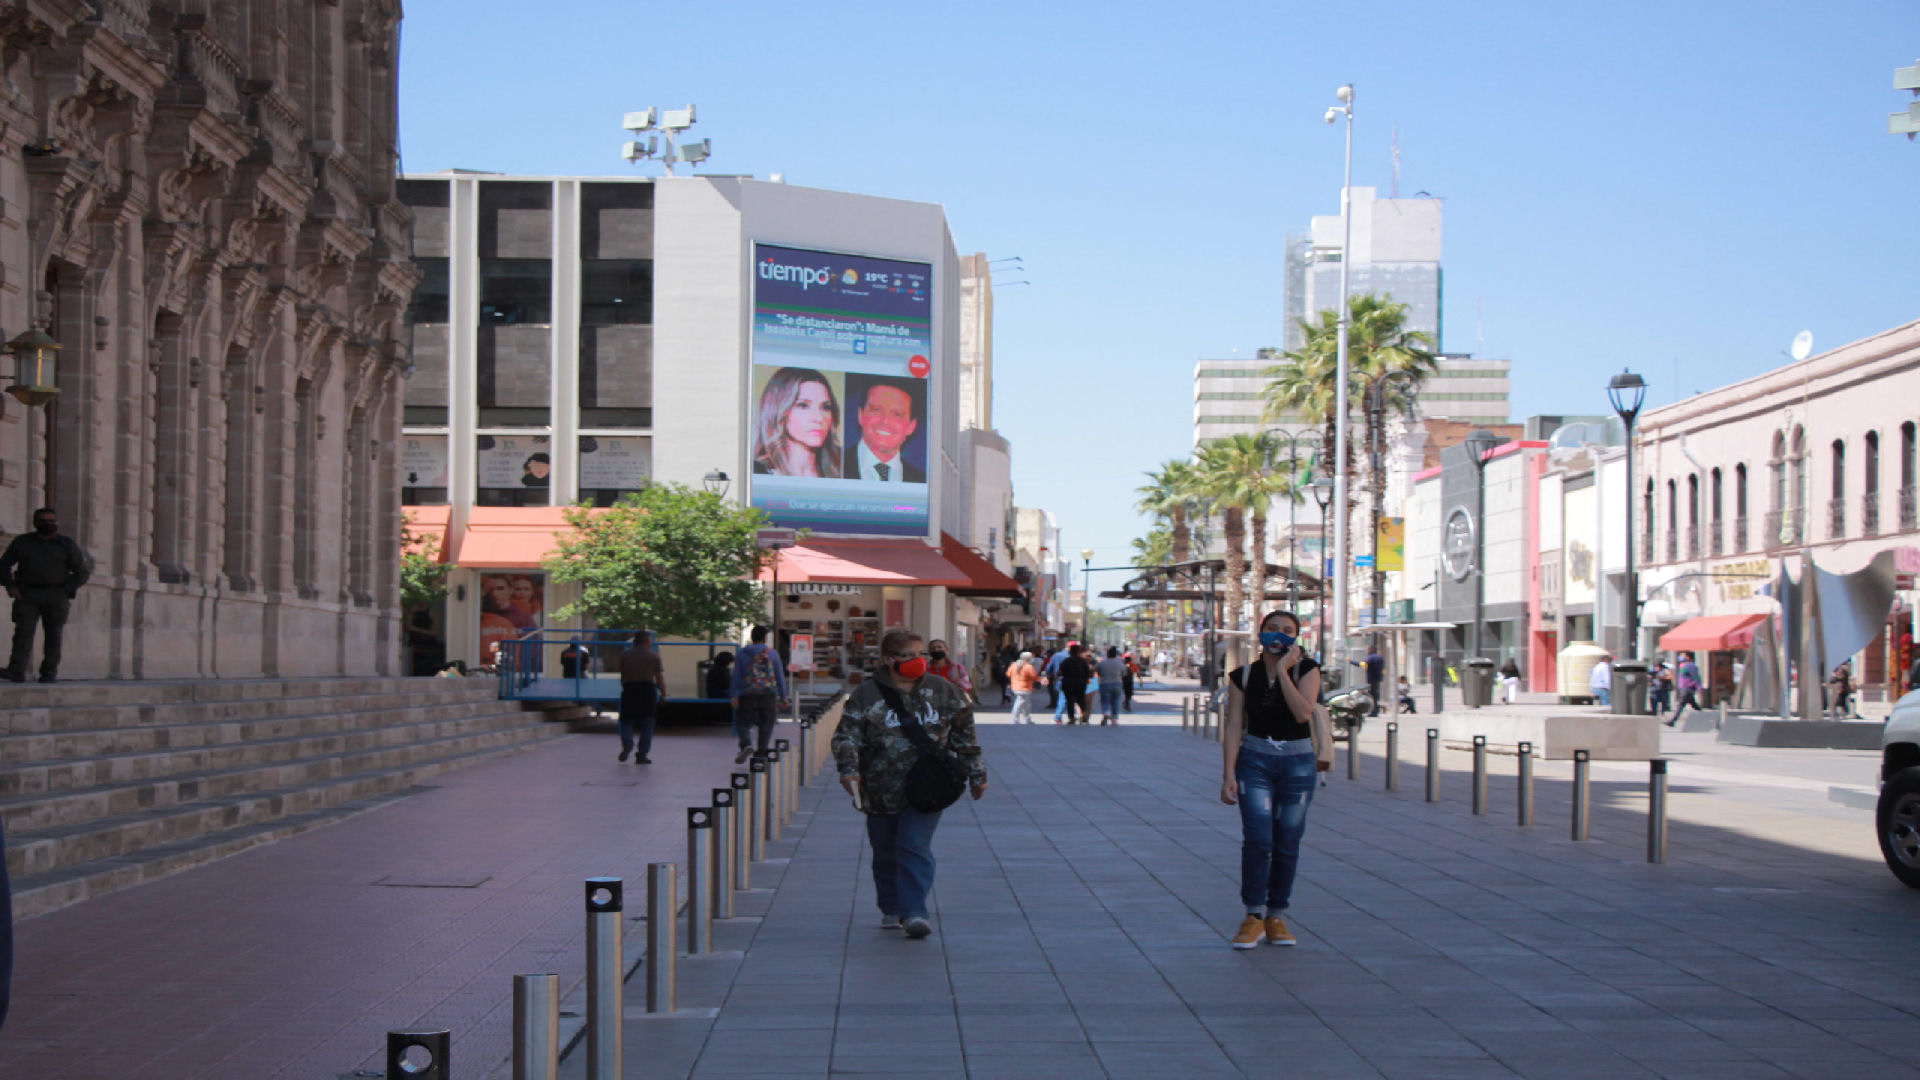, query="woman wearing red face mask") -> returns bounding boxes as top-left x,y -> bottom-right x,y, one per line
833,629 -> 987,941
